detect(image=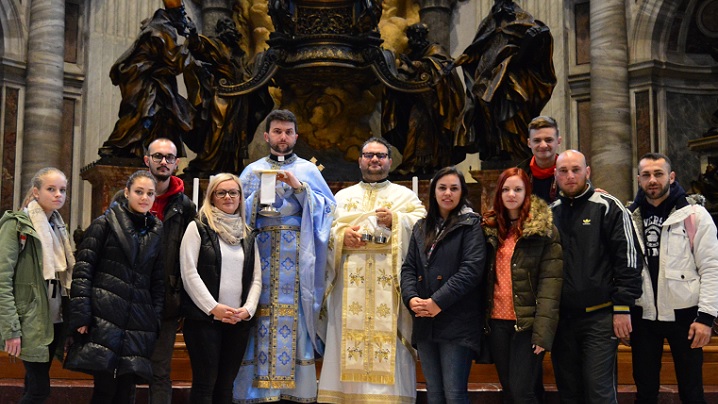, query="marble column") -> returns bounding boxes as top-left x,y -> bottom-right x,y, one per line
21,0 -> 66,192
201,0 -> 231,37
418,0 -> 458,50
589,0 -> 632,202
